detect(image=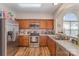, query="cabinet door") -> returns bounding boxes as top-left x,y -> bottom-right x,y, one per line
39,36 -> 47,46
21,20 -> 29,29
18,36 -> 29,46
16,20 -> 23,28
40,20 -> 46,29
16,20 -> 30,29
26,20 -> 30,28
47,20 -> 54,29
47,37 -> 56,56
